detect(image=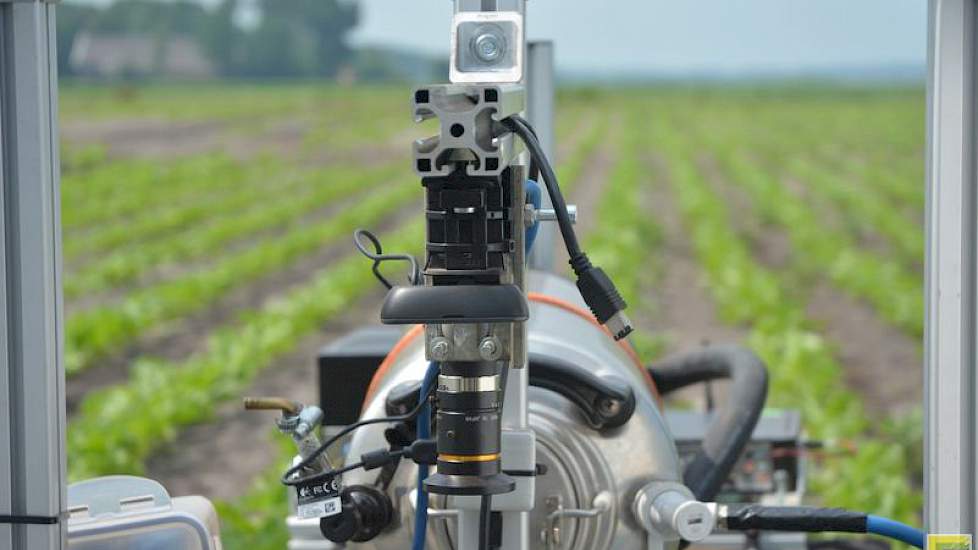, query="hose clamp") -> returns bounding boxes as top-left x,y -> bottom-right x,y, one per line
437,374 -> 500,393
